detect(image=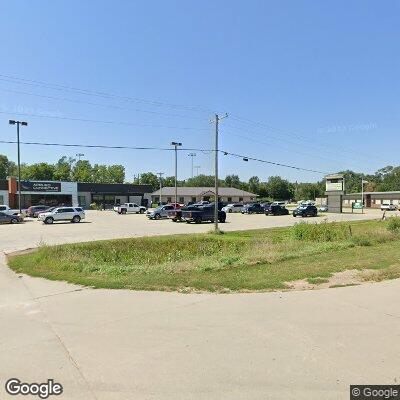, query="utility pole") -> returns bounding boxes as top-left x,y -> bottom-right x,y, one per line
157,172 -> 164,205
211,113 -> 228,232
194,165 -> 201,176
361,179 -> 368,213
76,153 -> 85,161
9,120 -> 28,213
188,153 -> 196,178
170,142 -> 182,208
